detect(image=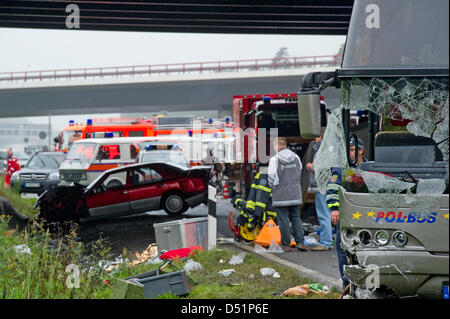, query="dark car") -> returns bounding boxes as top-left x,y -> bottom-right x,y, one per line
11,152 -> 67,194
36,162 -> 211,224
